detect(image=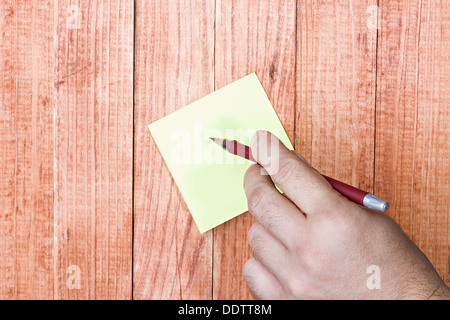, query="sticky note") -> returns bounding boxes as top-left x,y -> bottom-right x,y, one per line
148,73 -> 293,233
